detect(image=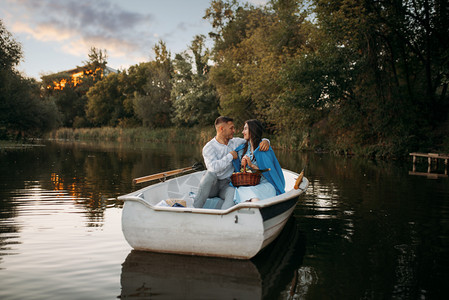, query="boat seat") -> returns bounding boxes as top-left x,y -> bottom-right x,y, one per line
203,197 -> 223,209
